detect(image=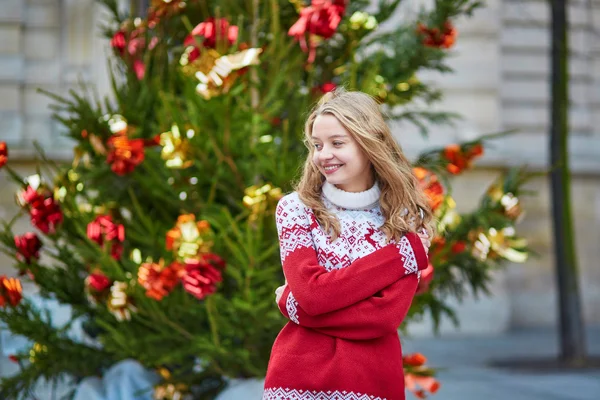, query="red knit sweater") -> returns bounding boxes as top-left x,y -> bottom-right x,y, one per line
263,191 -> 429,400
